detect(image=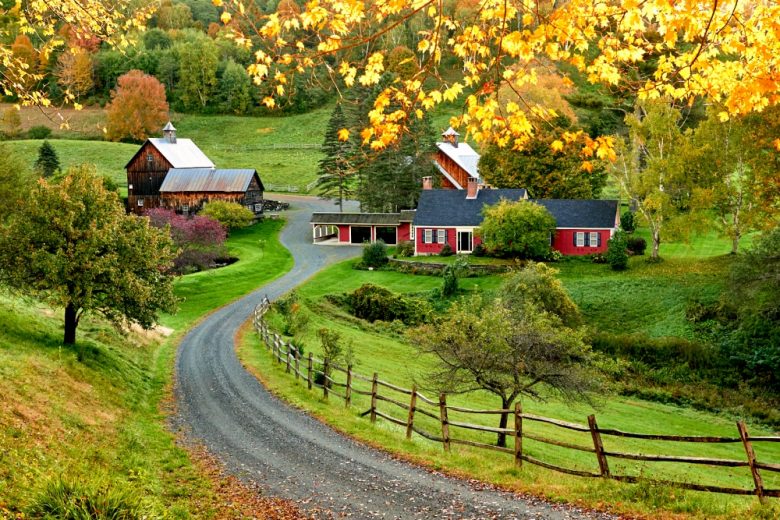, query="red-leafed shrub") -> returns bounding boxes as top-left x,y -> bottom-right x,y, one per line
146,208 -> 228,273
